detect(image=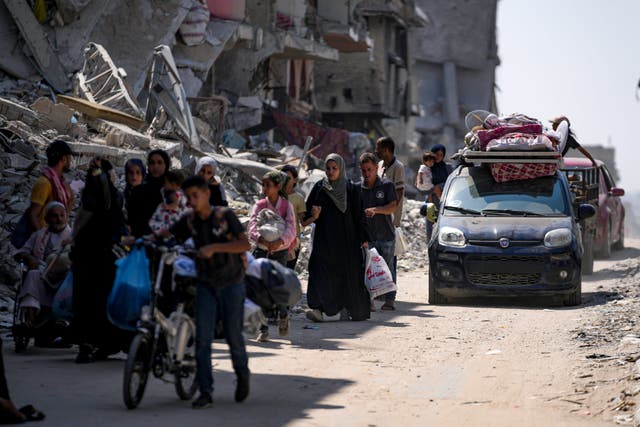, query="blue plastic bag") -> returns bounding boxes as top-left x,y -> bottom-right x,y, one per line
107,246 -> 151,331
52,271 -> 74,321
